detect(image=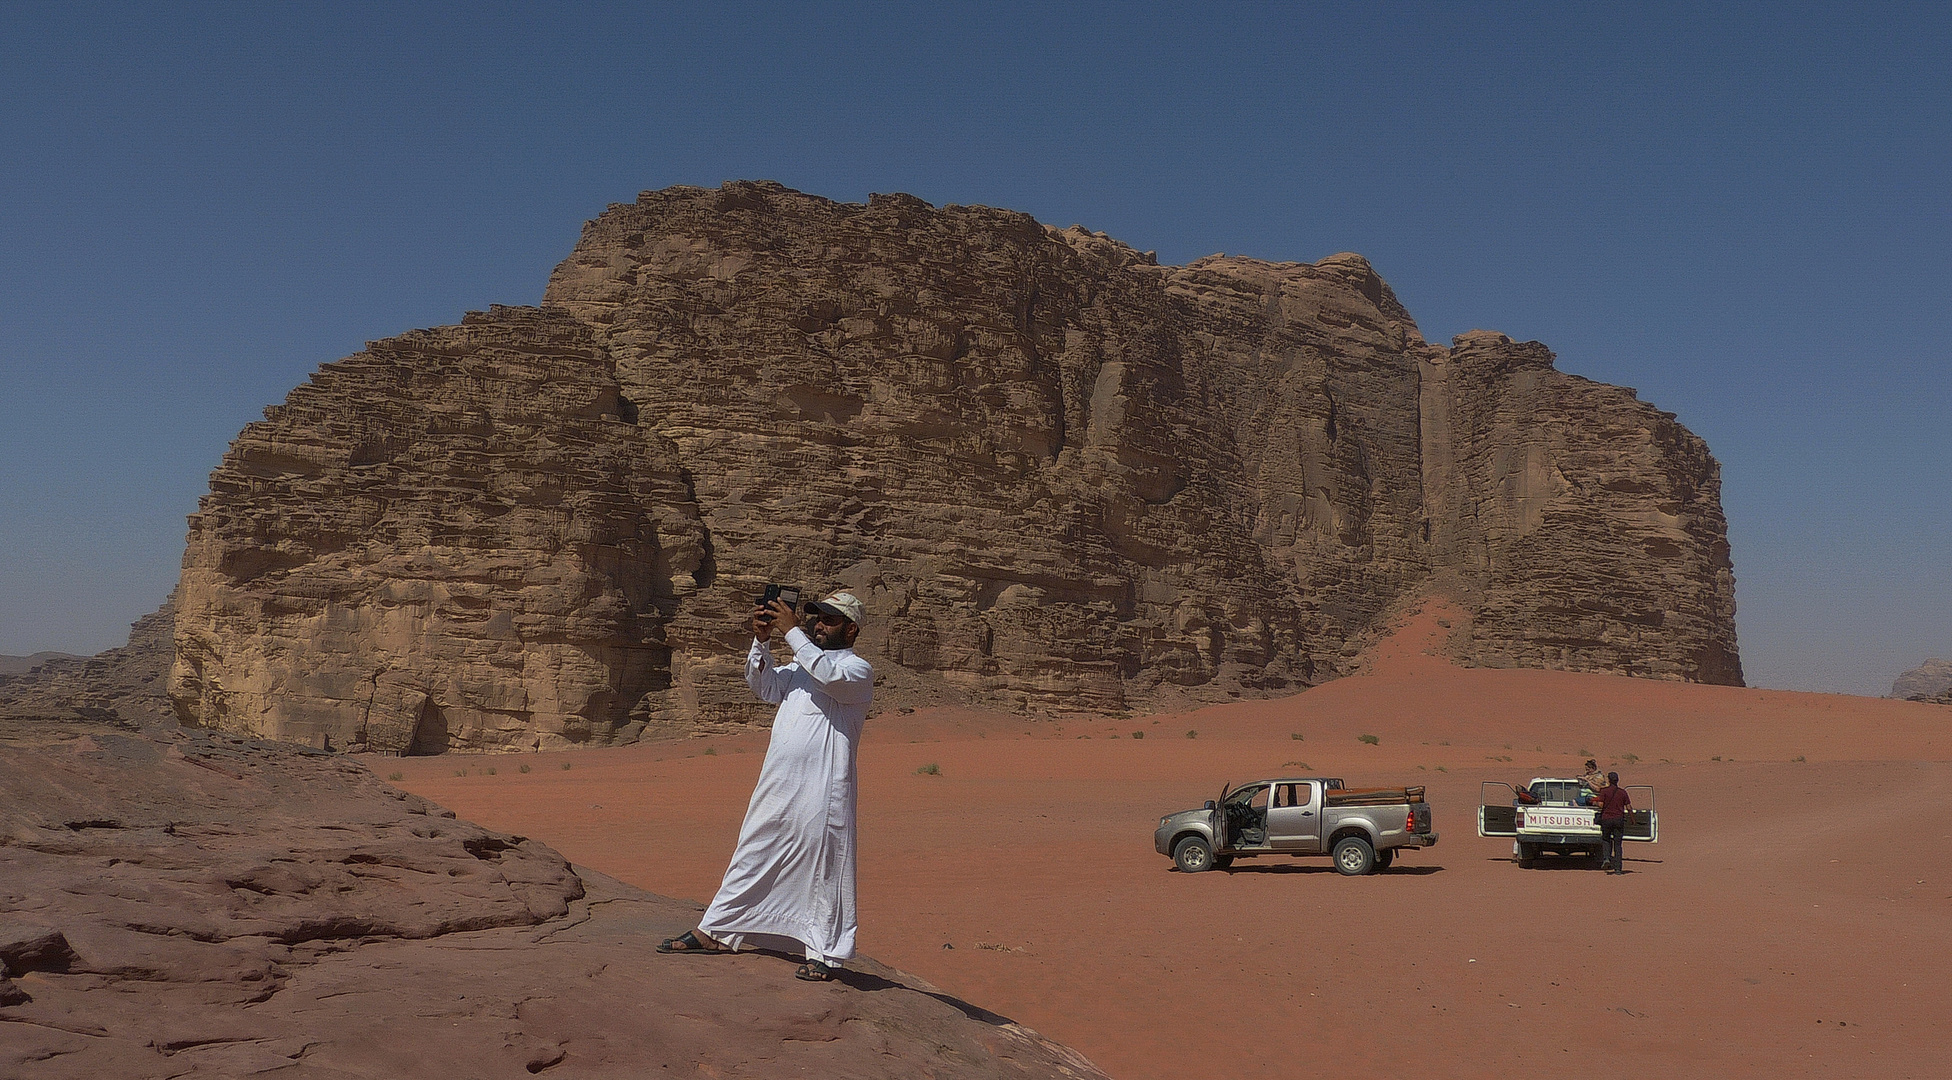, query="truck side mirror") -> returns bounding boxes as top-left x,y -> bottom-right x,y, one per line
1204,800 -> 1216,810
